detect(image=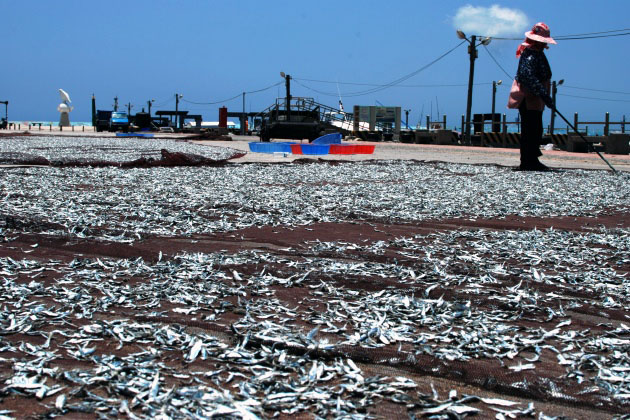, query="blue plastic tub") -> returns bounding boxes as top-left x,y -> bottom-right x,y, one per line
248,142 -> 295,154
312,133 -> 342,144
300,144 -> 330,155
115,133 -> 154,138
